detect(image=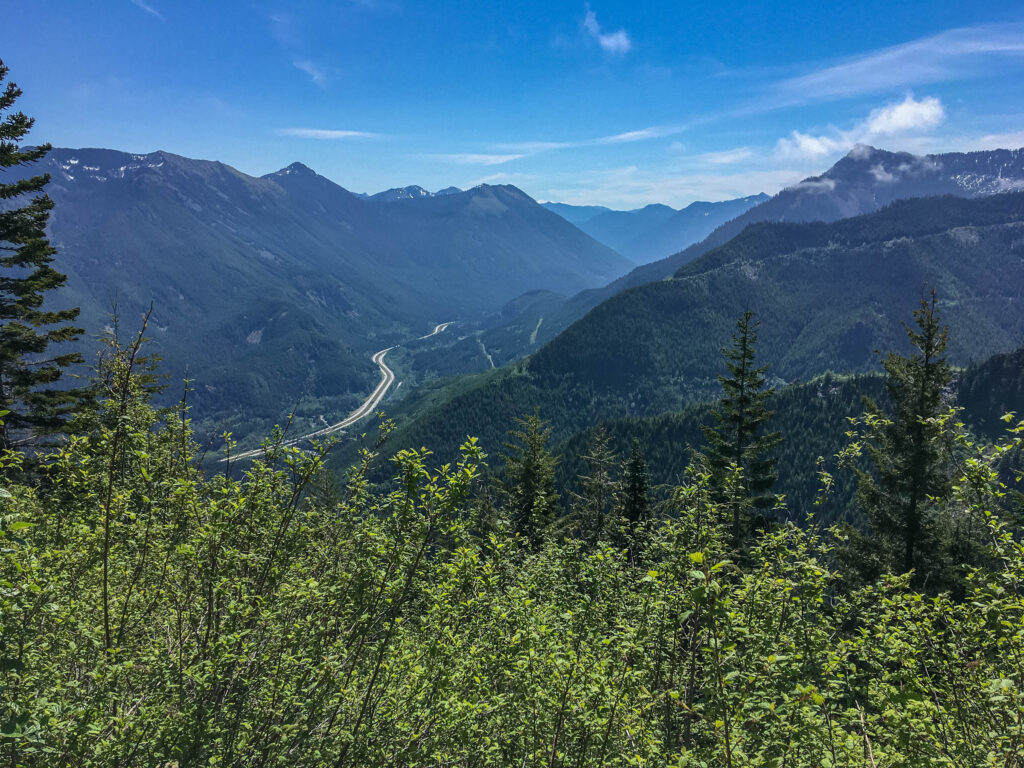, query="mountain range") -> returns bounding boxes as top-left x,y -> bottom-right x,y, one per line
368,185 -> 463,202
365,191 -> 1024,476
544,194 -> 769,264
20,143 -> 1024,459
472,145 -> 1024,364
27,148 -> 630,443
